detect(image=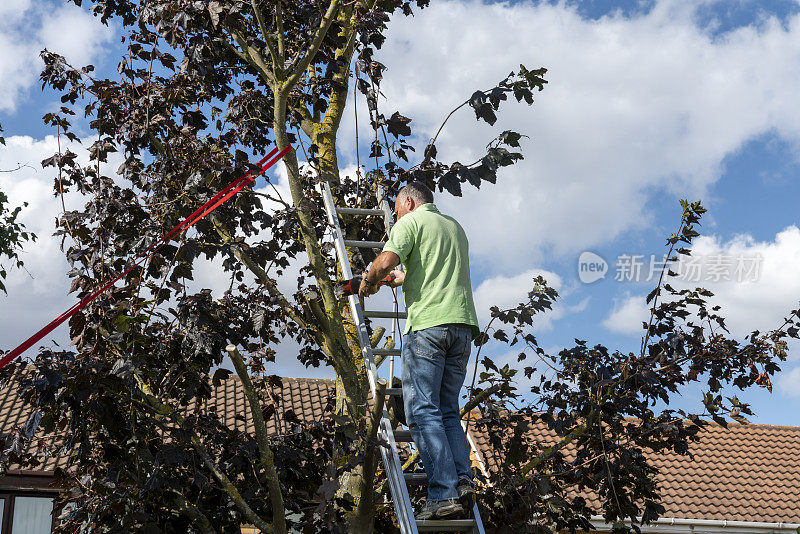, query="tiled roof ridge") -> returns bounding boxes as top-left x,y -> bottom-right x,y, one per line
467,408 -> 800,432
278,376 -> 335,383
220,374 -> 335,384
